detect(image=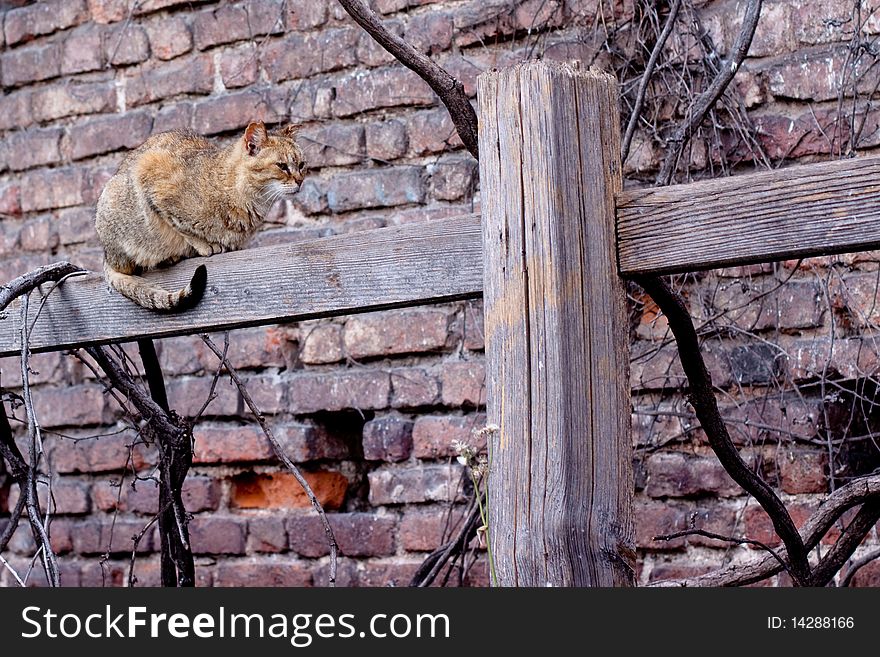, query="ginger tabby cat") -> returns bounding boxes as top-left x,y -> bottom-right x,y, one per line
95,121 -> 306,311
